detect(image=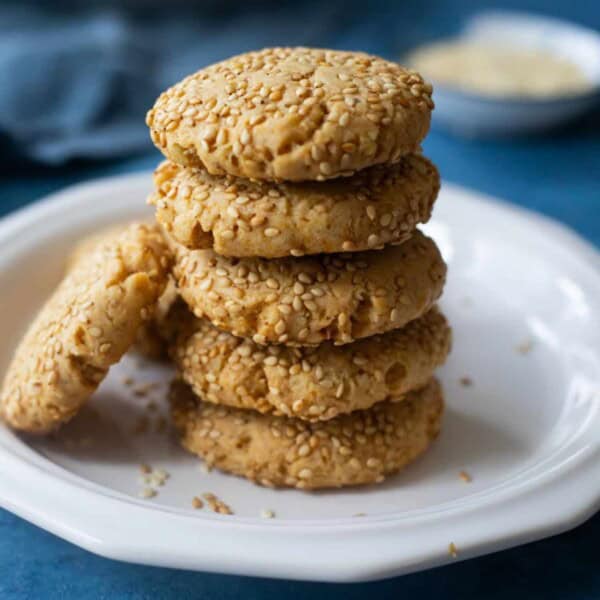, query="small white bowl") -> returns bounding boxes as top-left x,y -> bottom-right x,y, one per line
412,11 -> 600,137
